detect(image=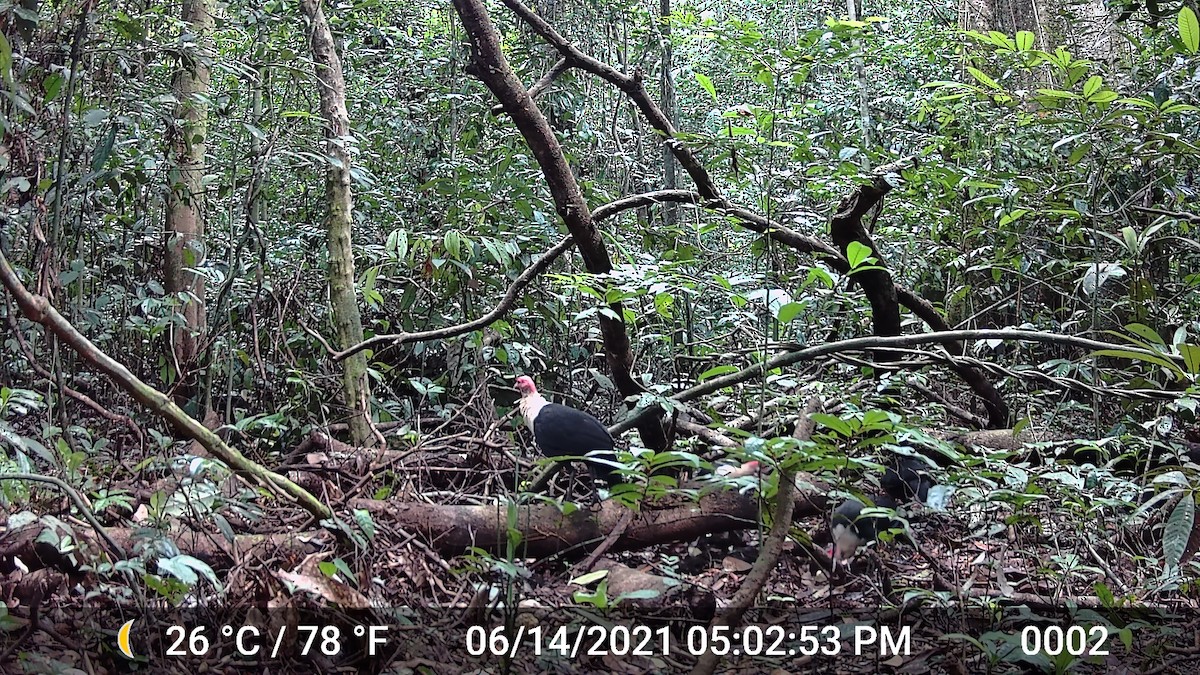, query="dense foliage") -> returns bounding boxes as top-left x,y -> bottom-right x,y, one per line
1,0 -> 1199,670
